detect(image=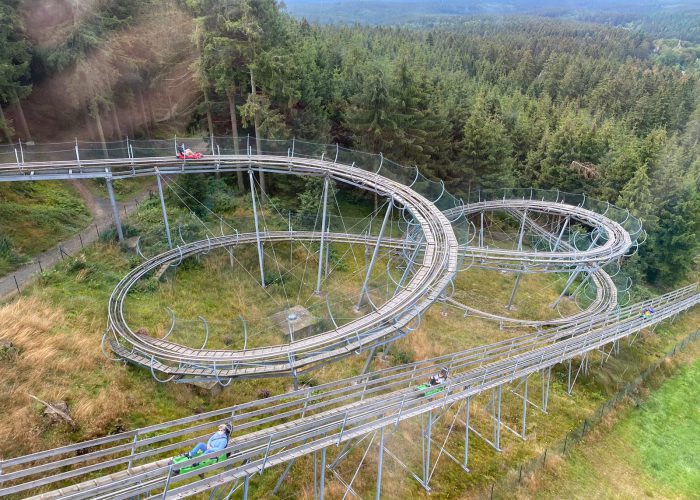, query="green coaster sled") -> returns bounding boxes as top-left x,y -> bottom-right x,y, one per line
415,382 -> 445,396
171,450 -> 229,475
